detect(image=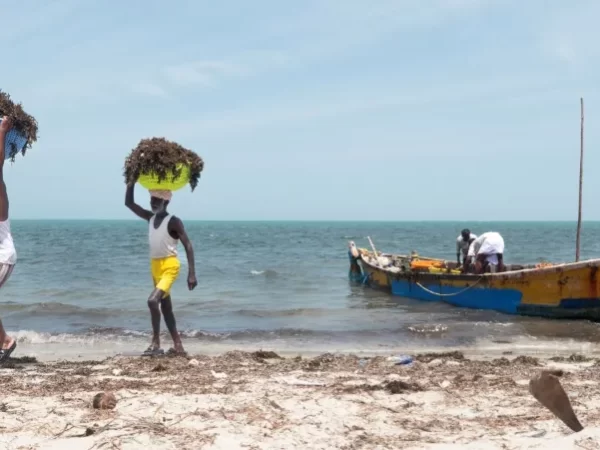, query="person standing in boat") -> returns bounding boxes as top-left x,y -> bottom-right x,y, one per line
467,232 -> 506,274
456,229 -> 477,266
